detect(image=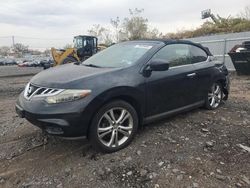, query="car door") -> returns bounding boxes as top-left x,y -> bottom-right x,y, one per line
145,43 -> 199,117
189,44 -> 214,101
